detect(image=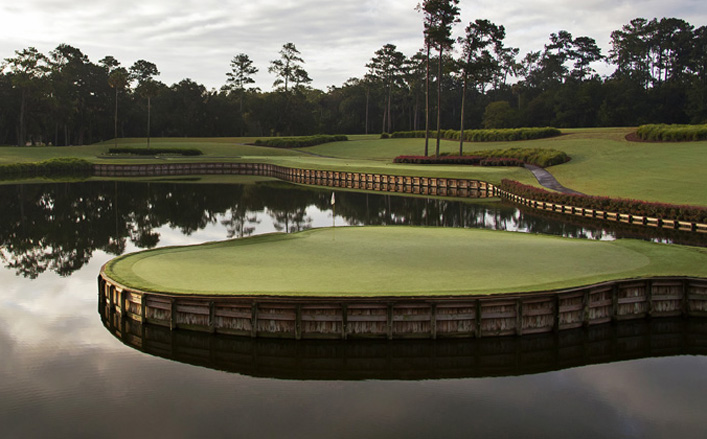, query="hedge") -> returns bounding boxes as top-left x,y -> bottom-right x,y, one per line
468,147 -> 570,168
395,148 -> 568,168
254,135 -> 348,148
108,147 -> 203,156
389,127 -> 561,142
394,155 -> 524,167
501,179 -> 707,224
636,124 -> 707,142
0,158 -> 92,178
